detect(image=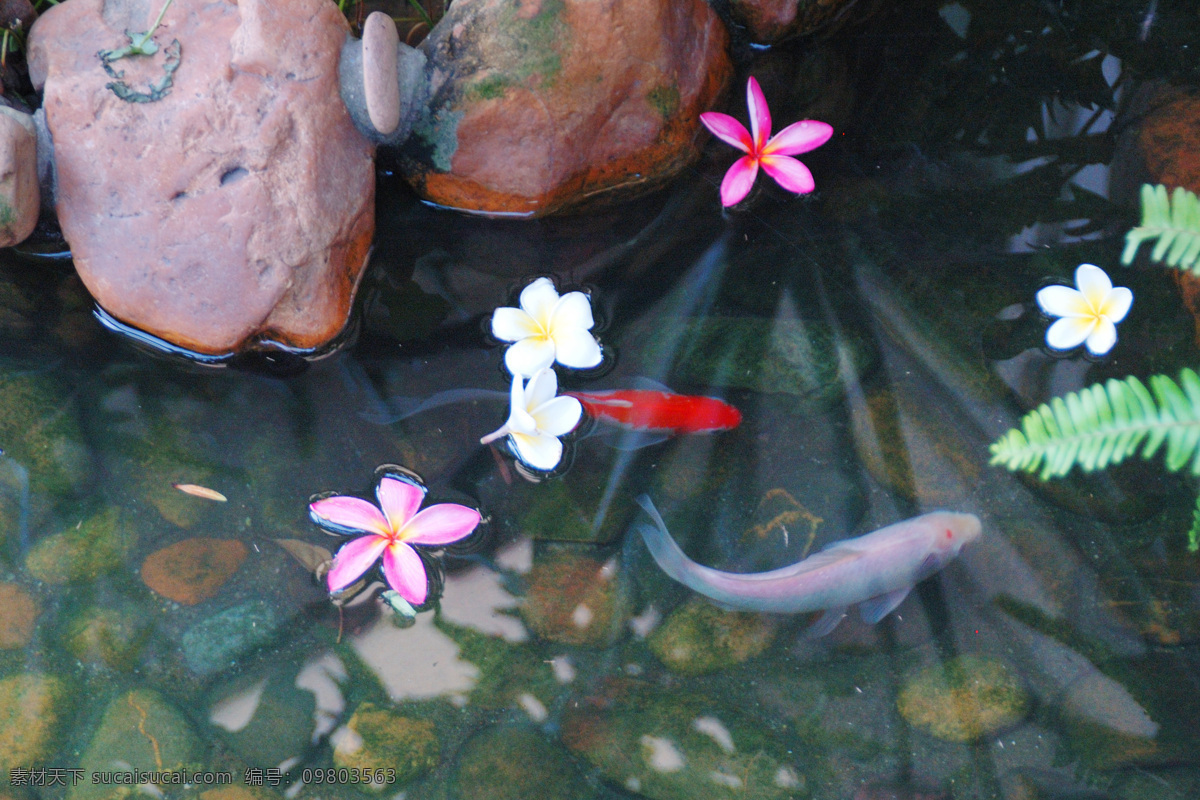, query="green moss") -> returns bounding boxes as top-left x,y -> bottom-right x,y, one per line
647,85 -> 680,120
469,74 -> 513,101
412,107 -> 465,172
25,506 -> 131,584
897,656 -> 1029,742
64,606 -> 149,669
332,703 -> 439,788
452,726 -> 590,800
0,674 -> 69,771
648,599 -> 777,676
